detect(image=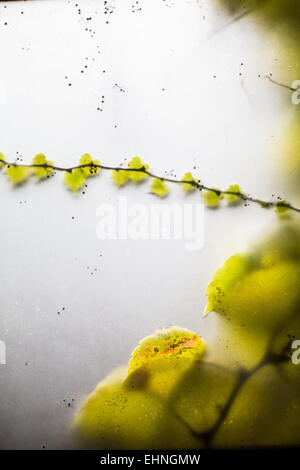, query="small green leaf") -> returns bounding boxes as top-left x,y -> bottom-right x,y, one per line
6,164 -> 31,185
128,327 -> 205,375
275,204 -> 291,221
32,153 -> 54,181
225,184 -> 243,206
112,169 -> 130,187
151,178 -> 169,197
181,172 -> 197,193
80,154 -> 101,177
128,156 -> 149,183
64,168 -> 86,192
275,201 -> 290,215
202,188 -> 221,208
0,152 -> 5,168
